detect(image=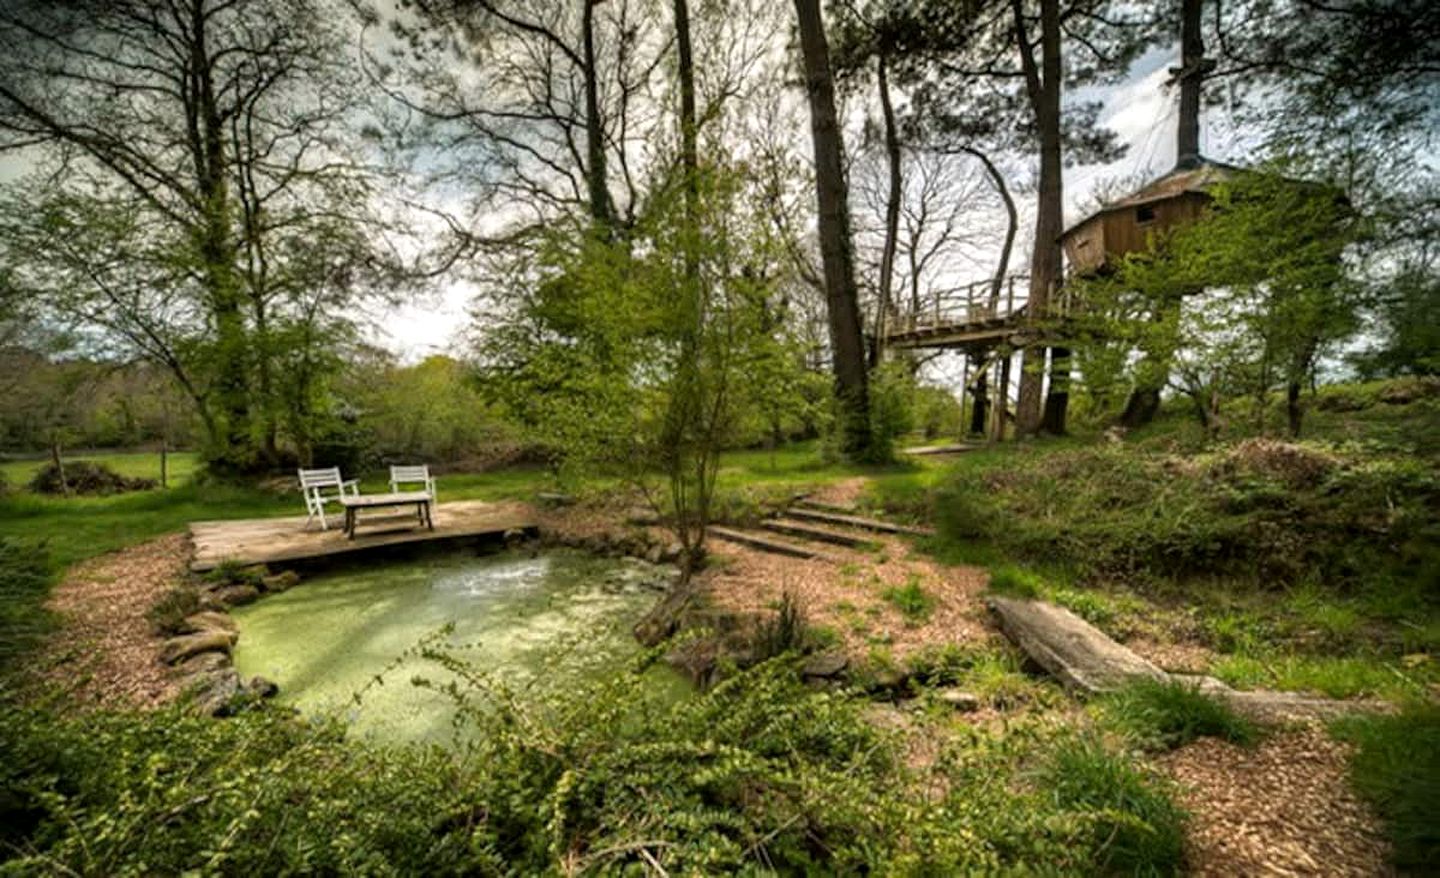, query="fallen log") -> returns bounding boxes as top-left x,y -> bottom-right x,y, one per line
987,596 -> 1166,692
987,596 -> 1390,723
